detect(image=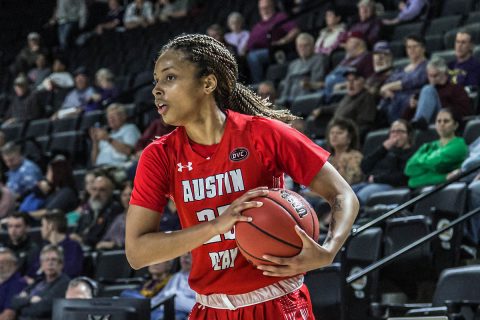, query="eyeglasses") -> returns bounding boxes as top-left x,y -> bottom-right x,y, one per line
390,129 -> 407,134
